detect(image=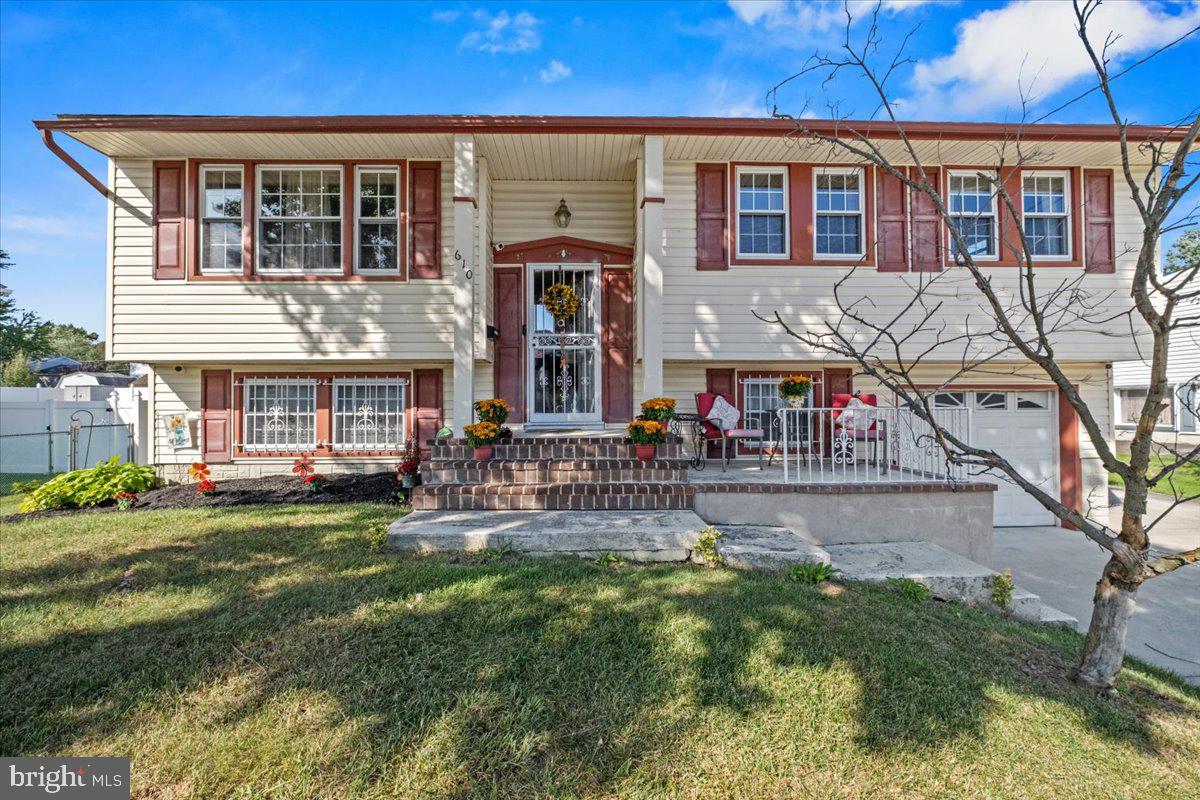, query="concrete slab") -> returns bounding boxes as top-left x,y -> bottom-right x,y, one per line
715,526 -> 831,571
387,510 -> 707,562
826,541 -> 995,600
